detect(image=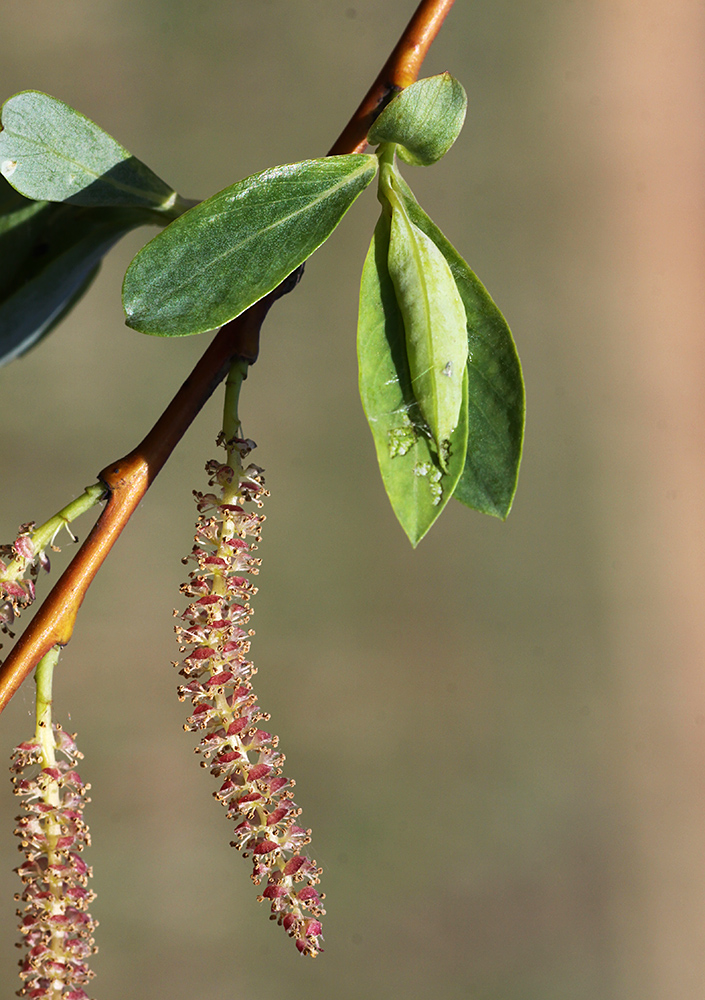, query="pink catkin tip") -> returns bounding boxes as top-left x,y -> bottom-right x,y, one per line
297,886 -> 321,903
262,885 -> 287,899
283,855 -> 307,877
208,671 -> 235,686
252,839 -> 279,855
247,763 -> 271,782
190,646 -> 216,661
